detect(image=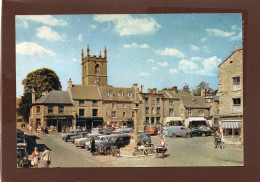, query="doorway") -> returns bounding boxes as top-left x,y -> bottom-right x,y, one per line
58,120 -> 62,132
